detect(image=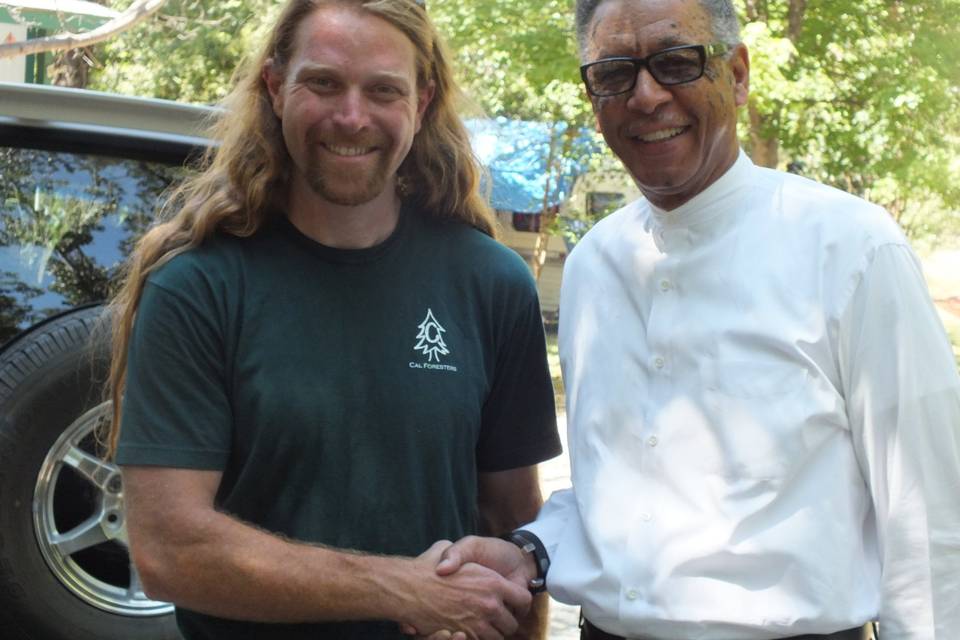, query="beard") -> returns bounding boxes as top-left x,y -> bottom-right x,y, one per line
301,131 -> 396,206
304,155 -> 392,206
